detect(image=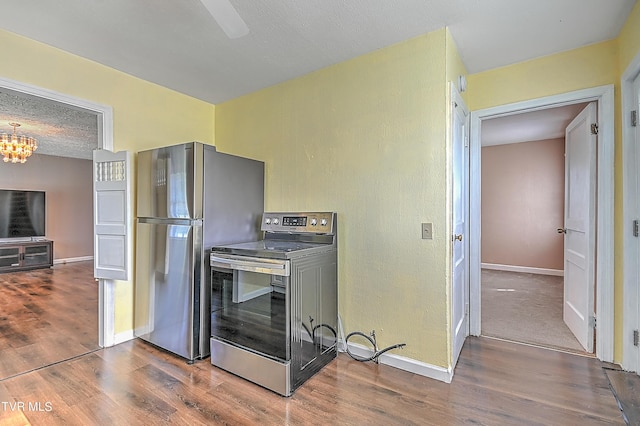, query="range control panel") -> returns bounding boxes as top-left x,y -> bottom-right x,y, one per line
261,212 -> 335,234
